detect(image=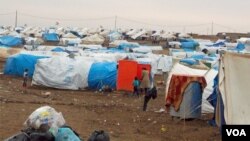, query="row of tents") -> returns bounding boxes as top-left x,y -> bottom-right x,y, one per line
2,25 -> 250,131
